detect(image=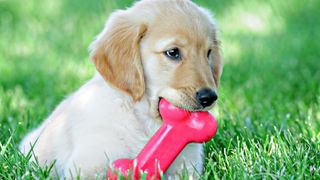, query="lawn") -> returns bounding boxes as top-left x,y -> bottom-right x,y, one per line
0,0 -> 319,179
